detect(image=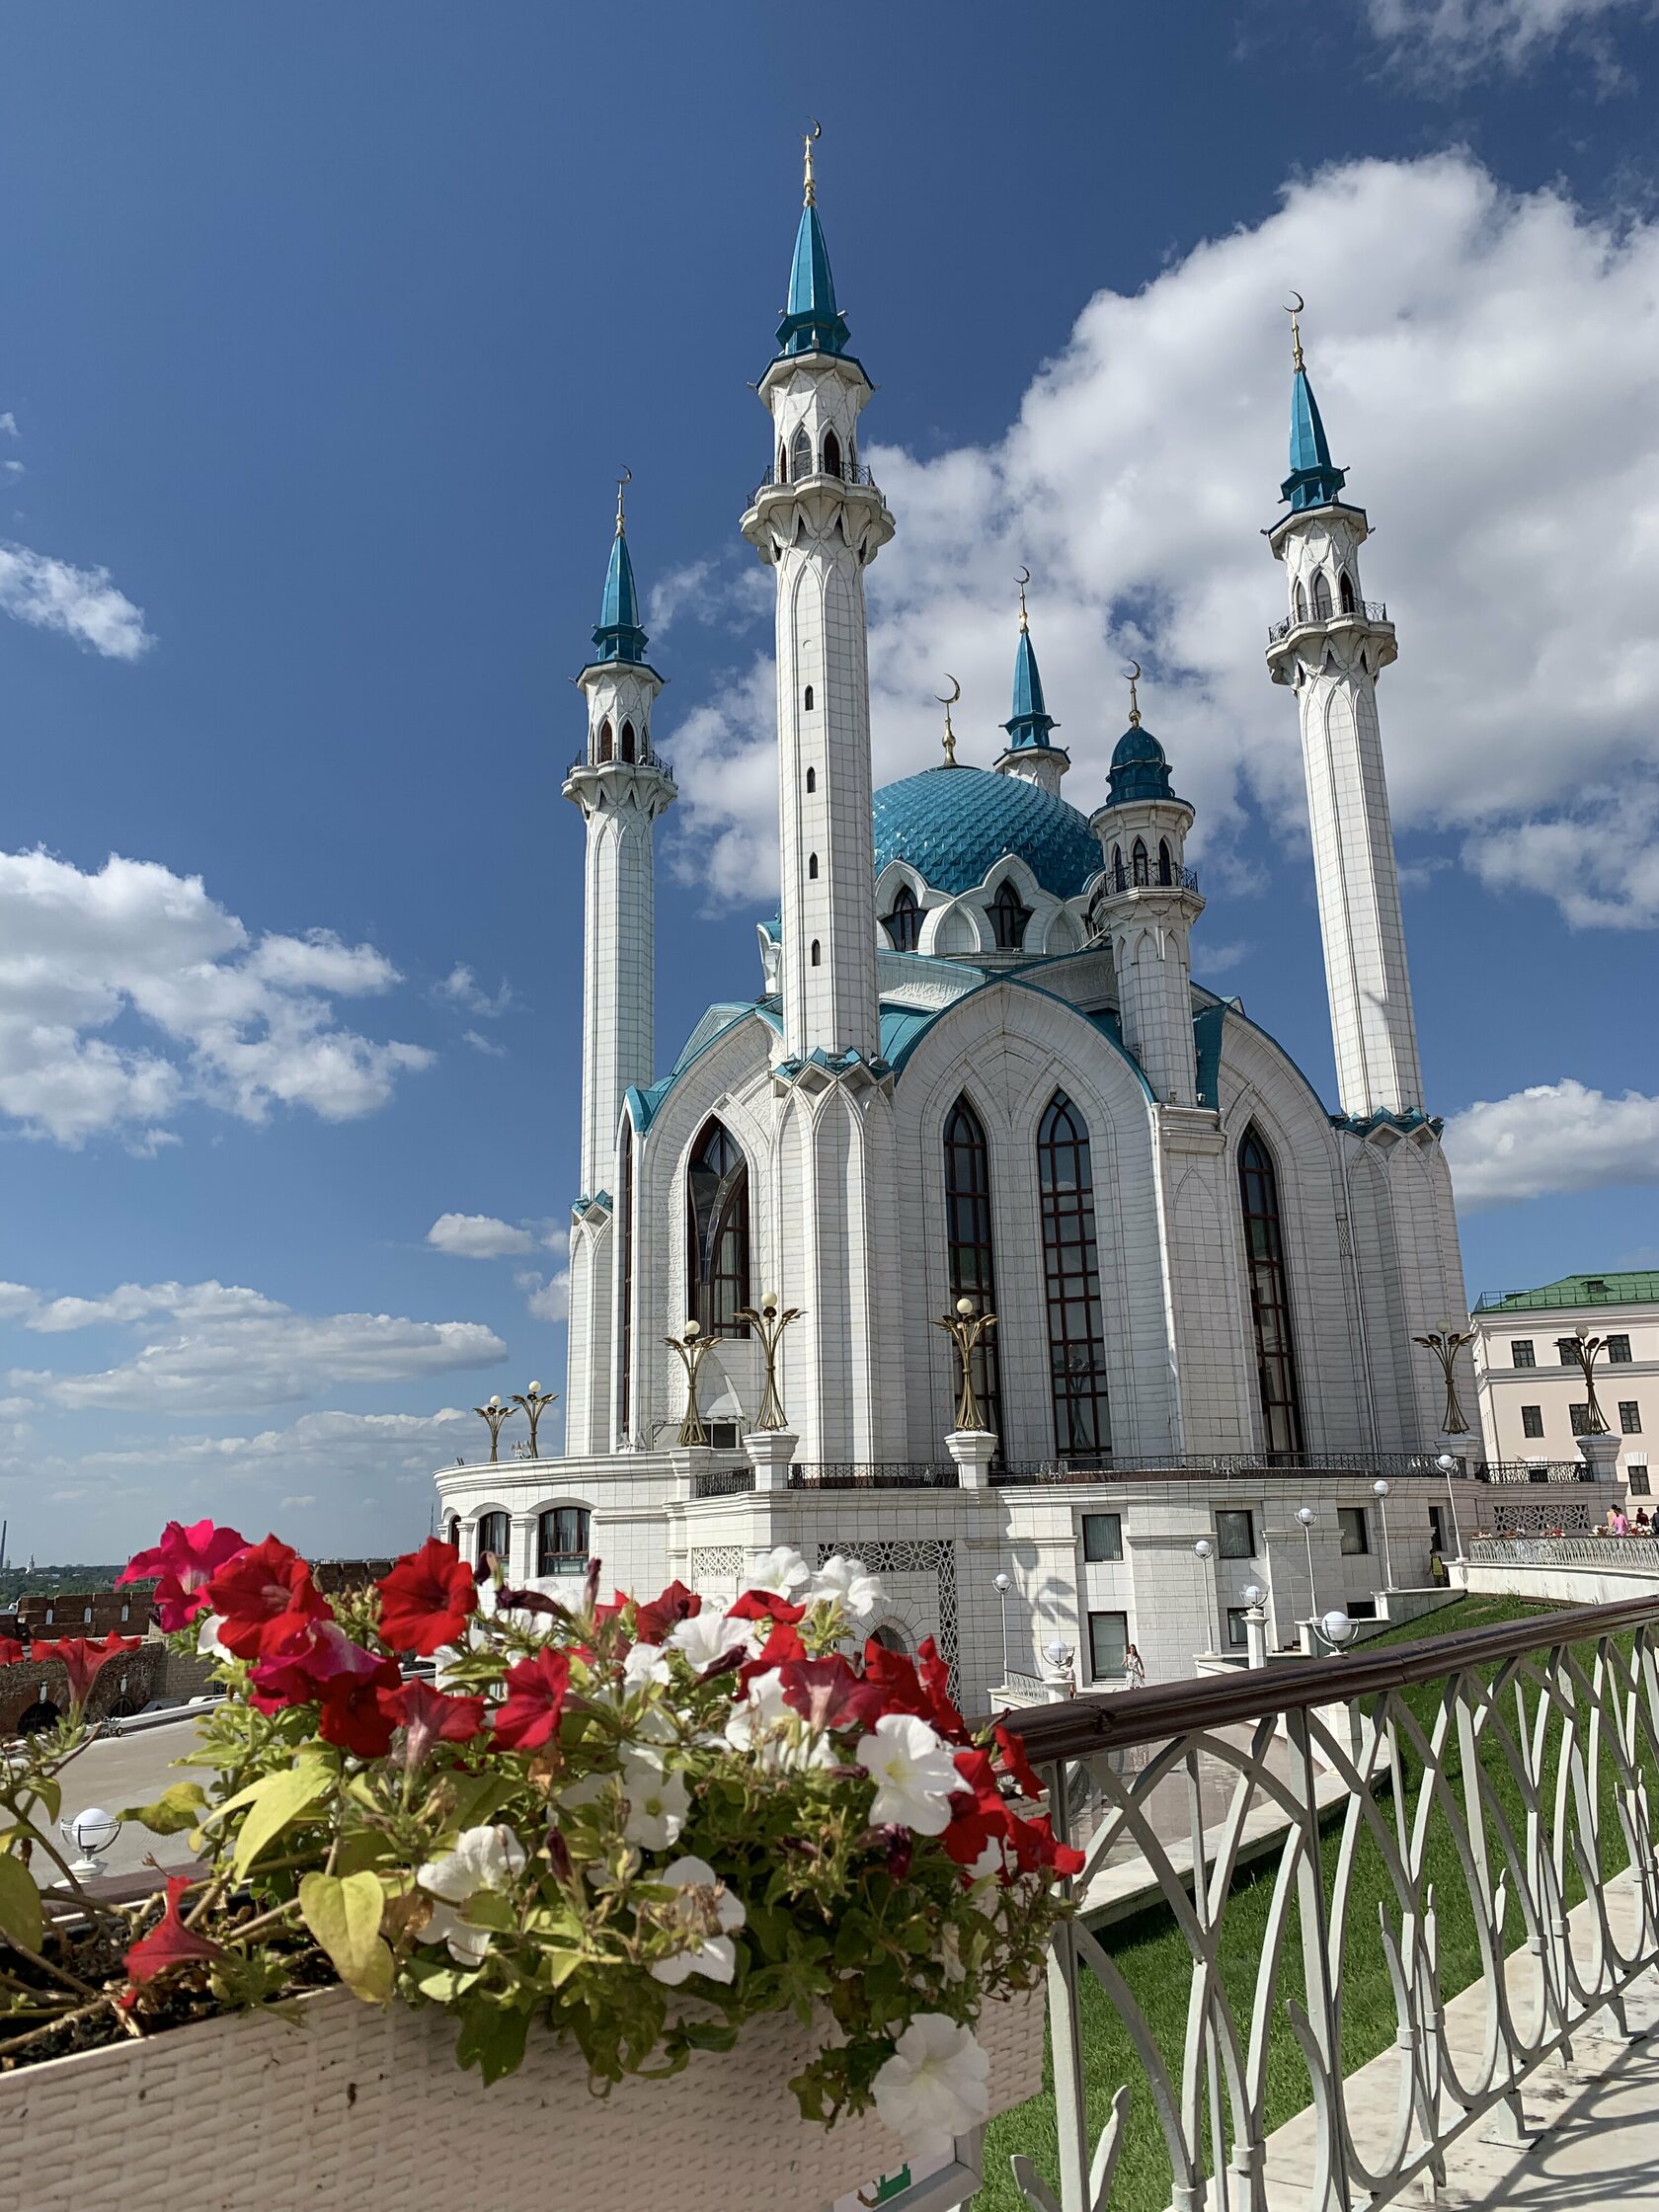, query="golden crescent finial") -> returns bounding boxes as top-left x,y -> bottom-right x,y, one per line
1284,293 -> 1305,372
1123,660 -> 1142,728
933,674 -> 961,708
803,119 -> 821,206
933,673 -> 961,765
615,466 -> 632,535
1014,566 -> 1031,631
